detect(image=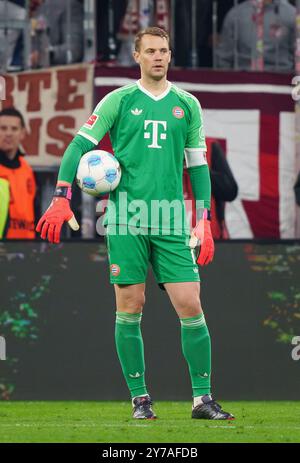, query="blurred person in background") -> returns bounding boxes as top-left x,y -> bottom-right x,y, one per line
173,0 -> 241,68
174,0 -> 212,67
184,138 -> 238,239
0,0 -> 25,72
116,0 -> 171,66
208,140 -> 238,239
0,108 -> 36,239
96,0 -> 128,64
30,0 -> 84,68
216,0 -> 296,71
